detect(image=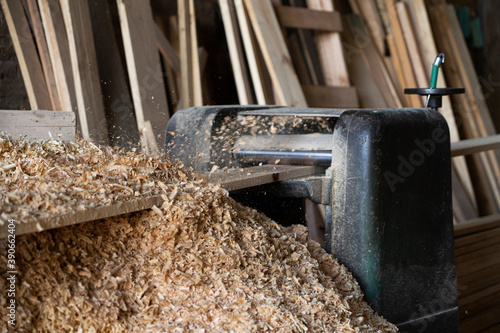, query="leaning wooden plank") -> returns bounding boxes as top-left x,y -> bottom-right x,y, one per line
189,0 -> 203,106
219,0 -> 253,104
383,0 -> 421,107
178,0 -> 193,108
402,0 -> 476,211
345,14 -> 402,108
117,0 -> 171,153
154,24 -> 181,75
395,2 -> 427,89
275,6 -> 342,31
1,0 -> 52,110
60,0 -> 108,145
37,0 -> 74,112
0,110 -> 75,141
244,0 -> 307,107
305,0 -> 349,87
88,0 -> 140,150
234,0 -> 266,104
349,0 -> 385,56
452,164 -> 477,222
25,0 -> 60,110
451,135 -> 500,157
302,85 -> 359,108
